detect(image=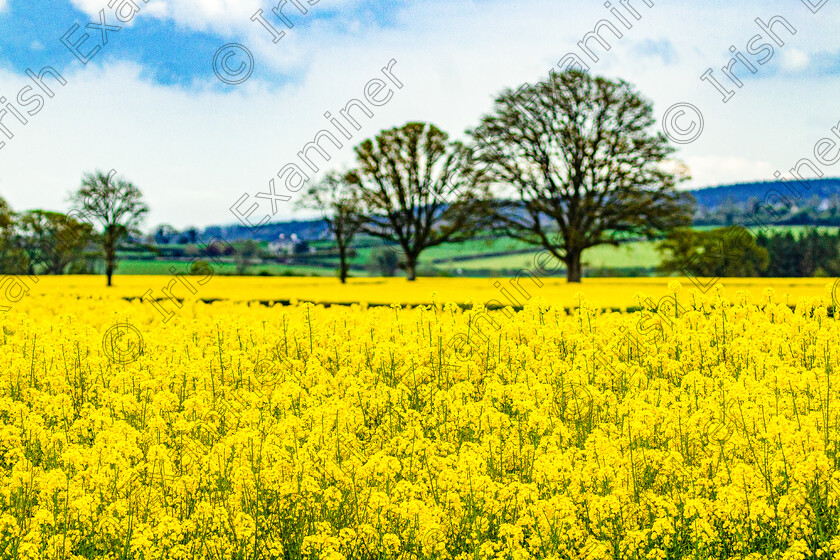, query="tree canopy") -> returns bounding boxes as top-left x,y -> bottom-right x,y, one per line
349,122 -> 492,281
471,70 -> 694,282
